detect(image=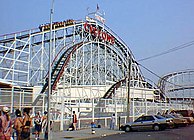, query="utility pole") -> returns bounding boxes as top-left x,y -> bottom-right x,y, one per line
48,0 -> 54,140
126,56 -> 131,122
